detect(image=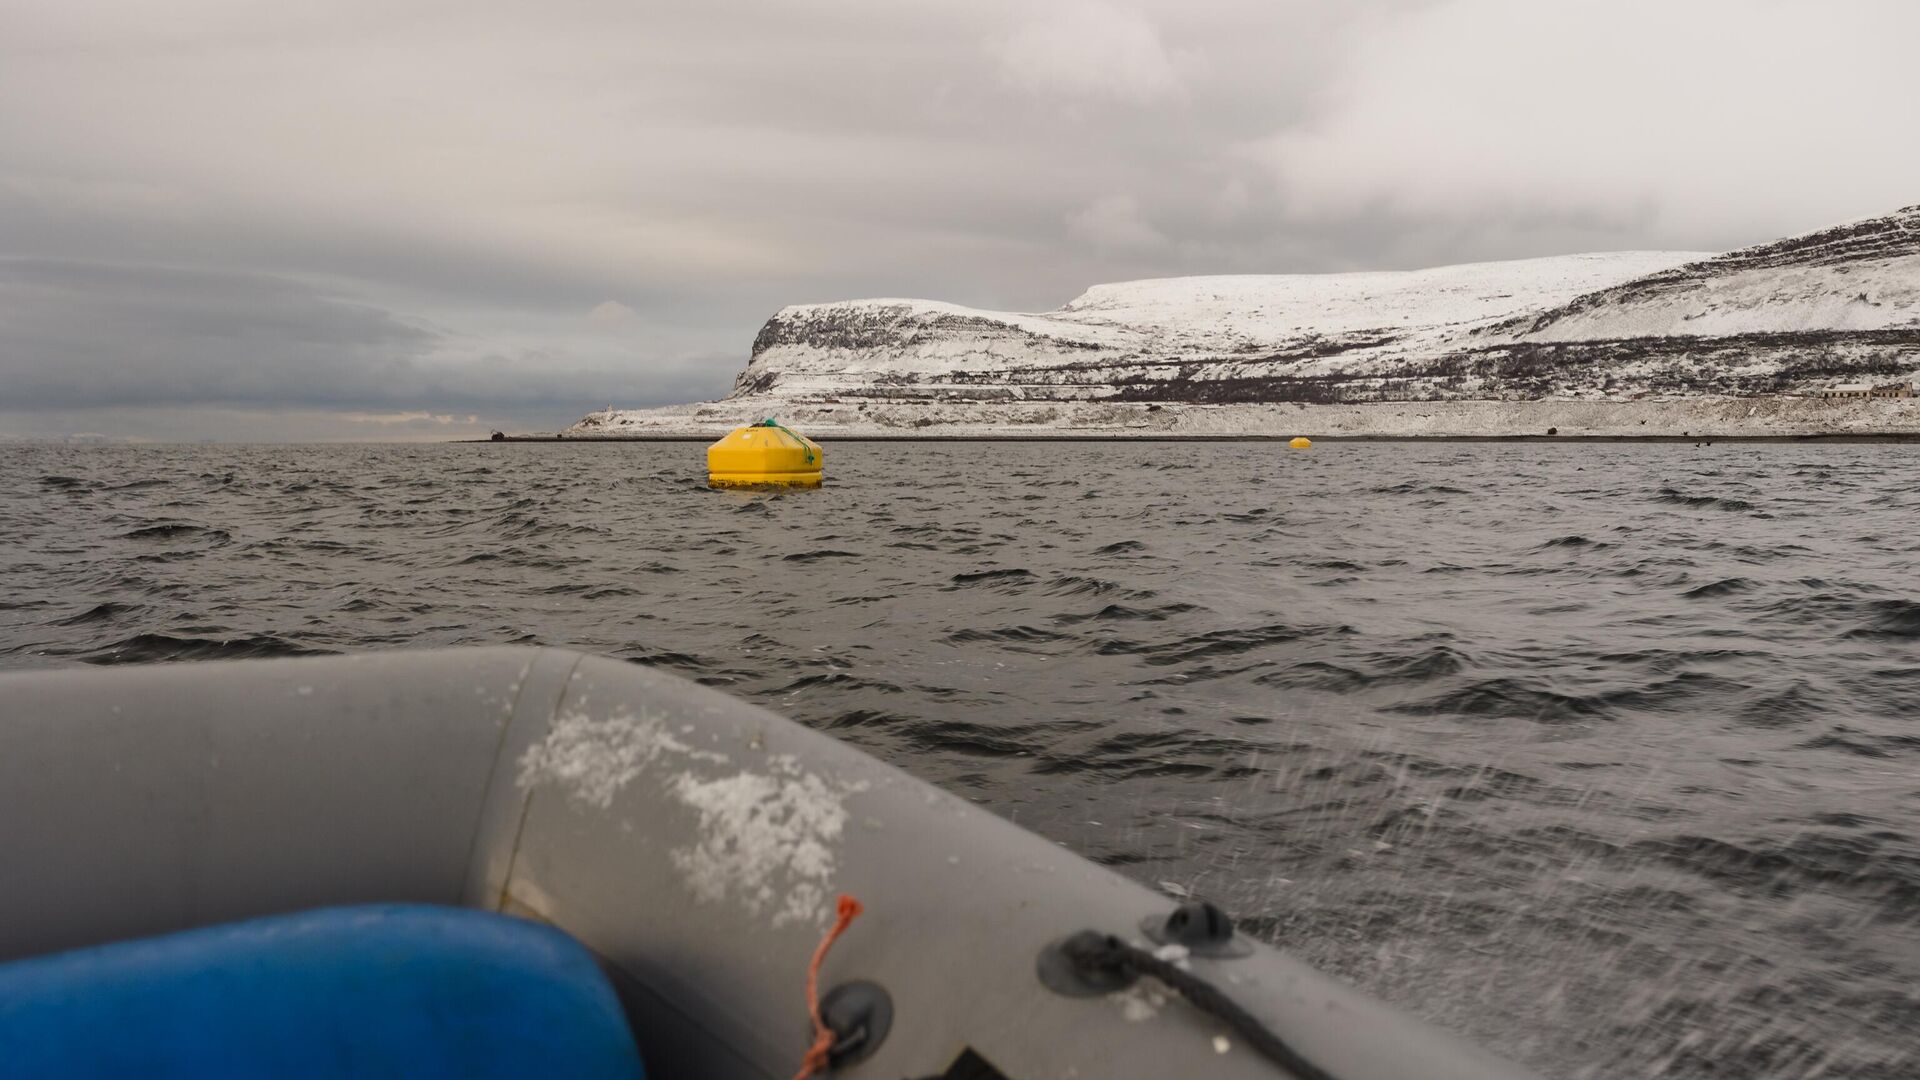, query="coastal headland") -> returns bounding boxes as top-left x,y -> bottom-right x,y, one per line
527,205 -> 1919,442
